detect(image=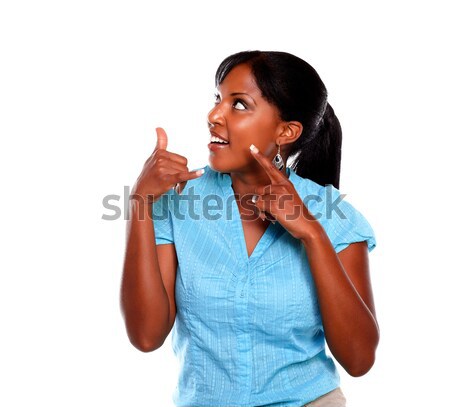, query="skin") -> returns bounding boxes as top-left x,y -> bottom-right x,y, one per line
120,129 -> 203,351
249,146 -> 379,377
120,63 -> 379,378
207,64 -> 302,200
